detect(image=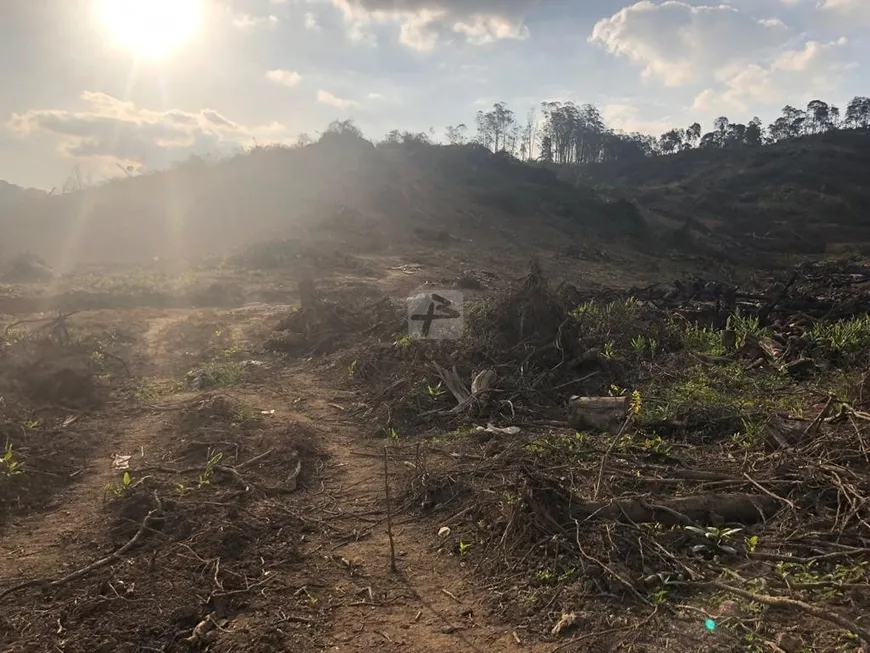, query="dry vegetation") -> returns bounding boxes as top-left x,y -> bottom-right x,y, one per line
2,134 -> 870,653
